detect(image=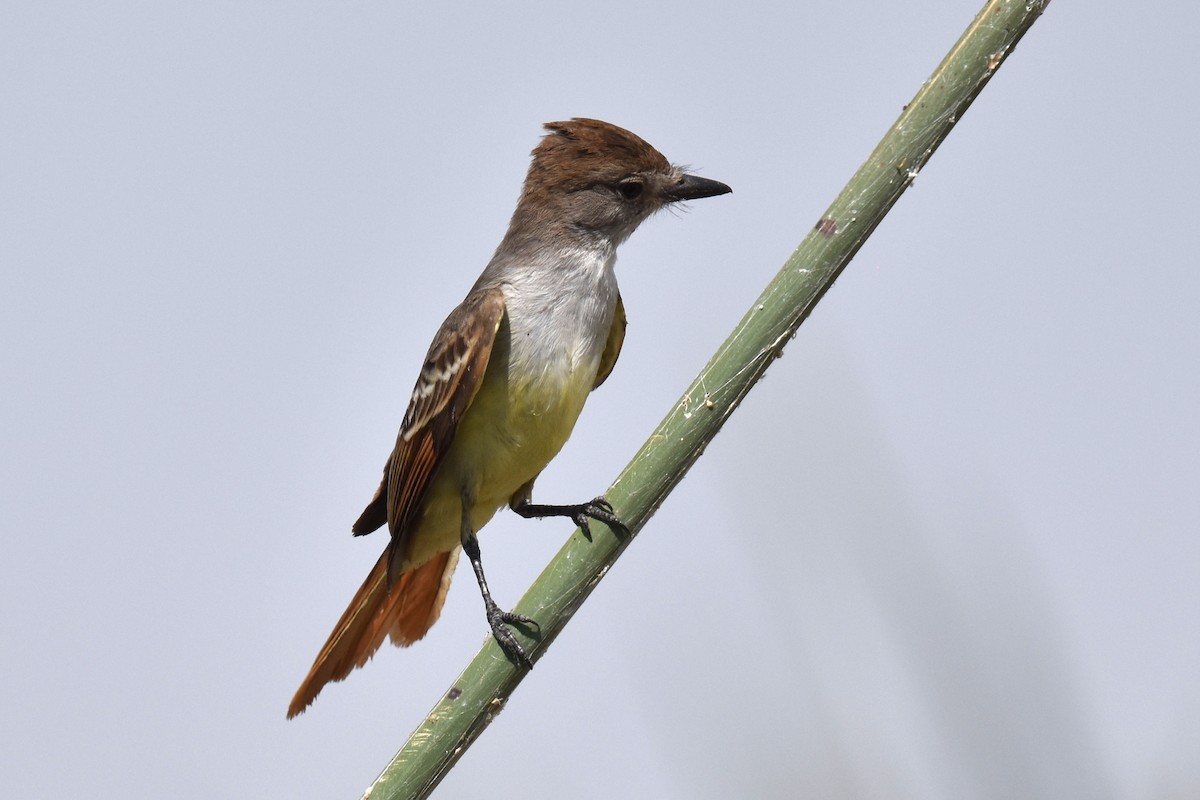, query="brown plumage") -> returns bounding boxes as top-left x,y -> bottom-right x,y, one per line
287,291 -> 503,719
287,548 -> 458,718
288,118 -> 729,718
